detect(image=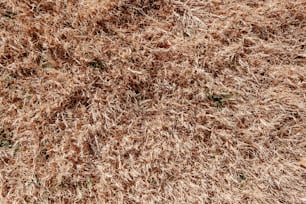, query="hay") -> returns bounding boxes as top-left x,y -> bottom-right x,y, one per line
0,0 -> 305,203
